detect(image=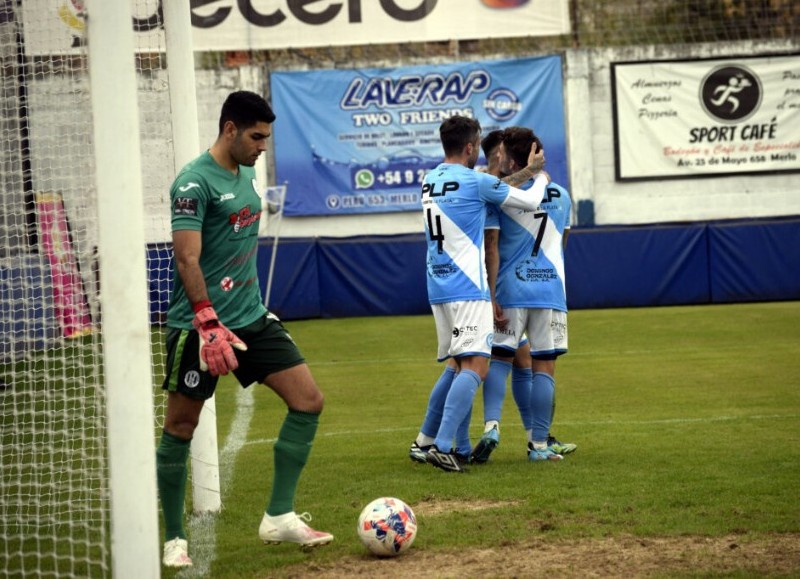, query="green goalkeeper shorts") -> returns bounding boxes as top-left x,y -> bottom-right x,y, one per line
162,312 -> 305,400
